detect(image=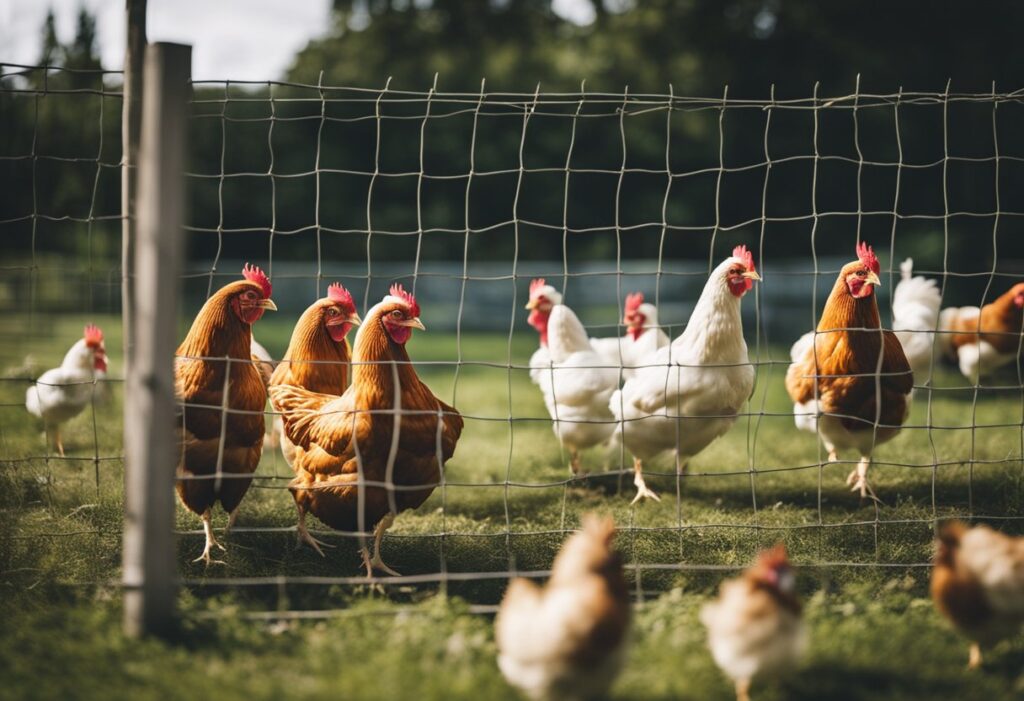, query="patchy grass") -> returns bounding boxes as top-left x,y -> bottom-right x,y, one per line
1,312 -> 1023,700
